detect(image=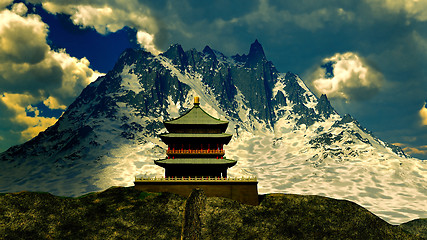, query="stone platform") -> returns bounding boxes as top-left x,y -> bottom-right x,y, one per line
134,177 -> 258,205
